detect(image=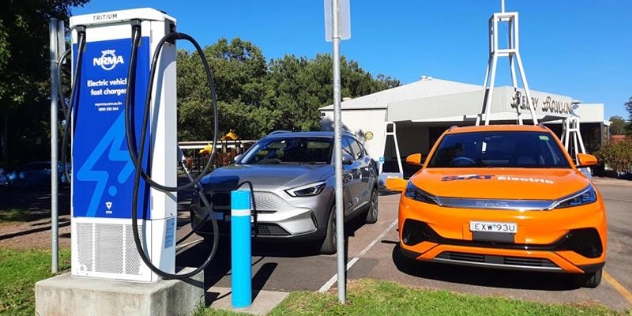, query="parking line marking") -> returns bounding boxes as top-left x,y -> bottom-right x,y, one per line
604,270 -> 632,305
319,219 -> 398,293
175,239 -> 202,253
